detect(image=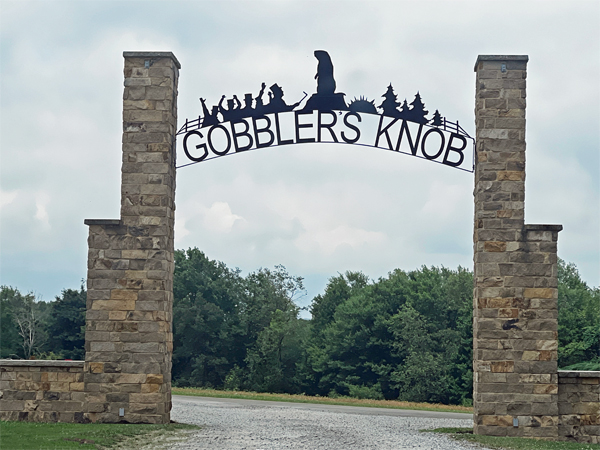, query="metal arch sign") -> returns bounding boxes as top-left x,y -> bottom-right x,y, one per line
176,50 -> 474,172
